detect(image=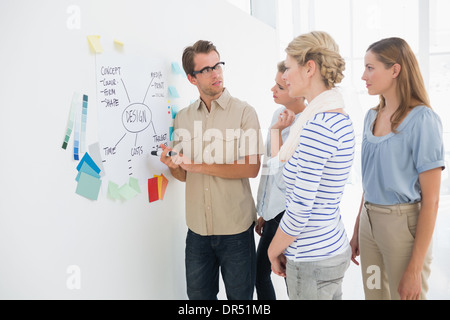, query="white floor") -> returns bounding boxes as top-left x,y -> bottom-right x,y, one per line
217,181 -> 450,300
268,183 -> 450,300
